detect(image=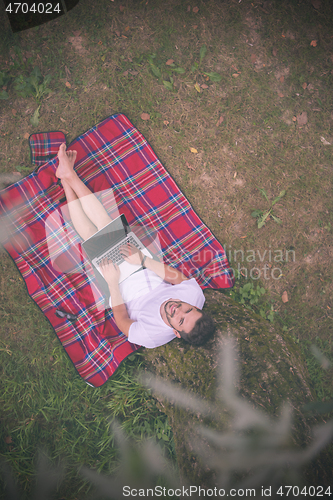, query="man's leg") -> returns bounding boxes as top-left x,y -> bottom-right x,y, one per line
57,144 -> 112,233
61,179 -> 98,241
